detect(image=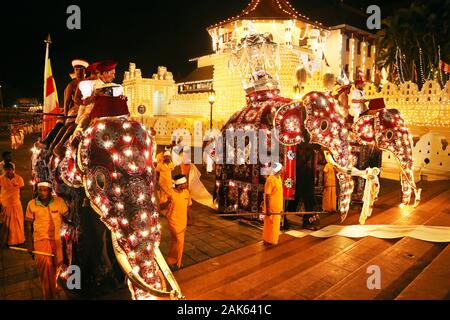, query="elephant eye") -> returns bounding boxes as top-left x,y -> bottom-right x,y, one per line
386,130 -> 394,140
320,120 -> 329,132
95,172 -> 107,191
